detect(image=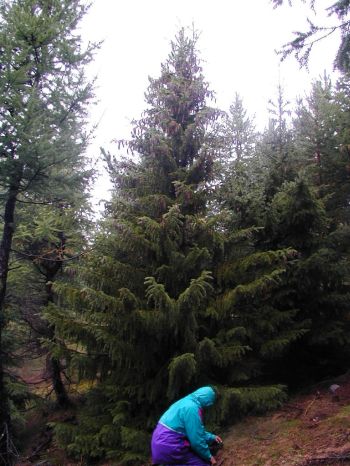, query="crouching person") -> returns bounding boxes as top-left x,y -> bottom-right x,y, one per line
151,386 -> 222,465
